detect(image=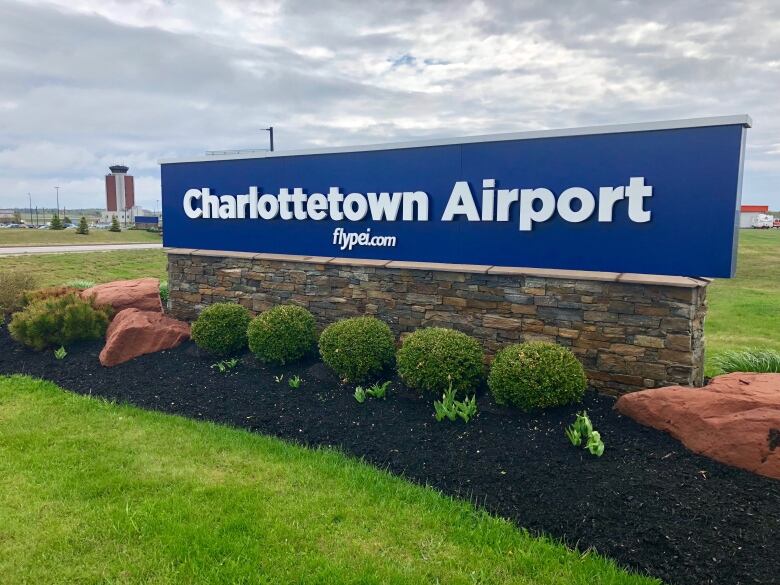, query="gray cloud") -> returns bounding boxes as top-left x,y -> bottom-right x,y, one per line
0,0 -> 778,210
